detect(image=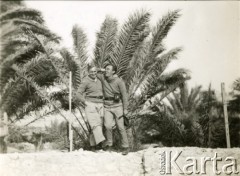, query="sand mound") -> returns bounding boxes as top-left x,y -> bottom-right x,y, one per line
0,147 -> 239,176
